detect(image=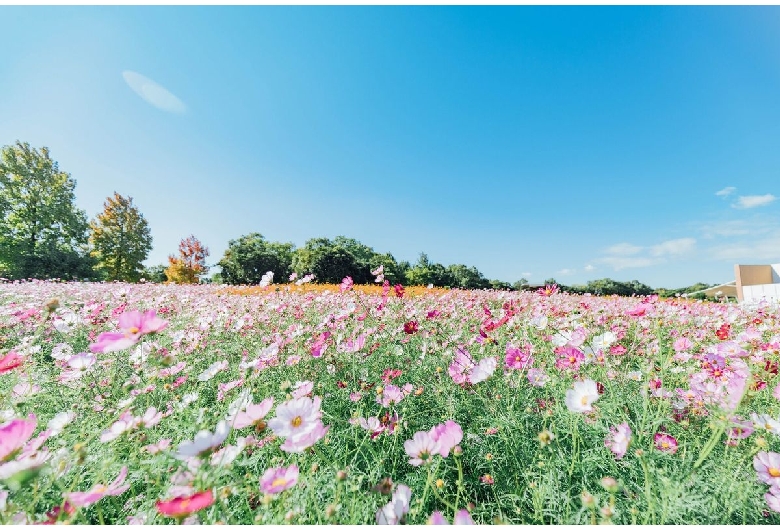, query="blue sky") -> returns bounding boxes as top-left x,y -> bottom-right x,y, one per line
1,6 -> 779,288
